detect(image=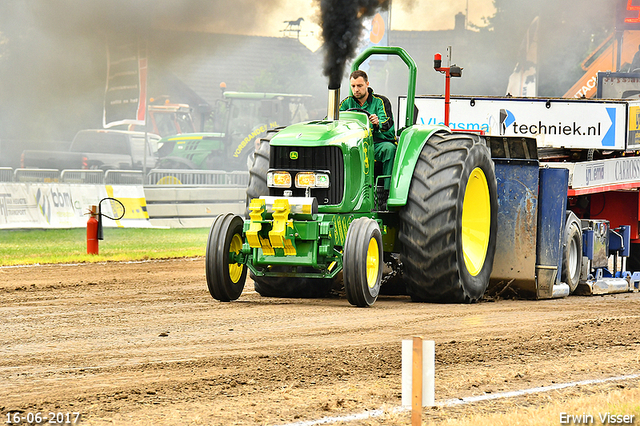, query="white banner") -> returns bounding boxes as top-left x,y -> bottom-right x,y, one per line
571,156 -> 640,188
0,184 -> 150,229
400,96 -> 628,150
